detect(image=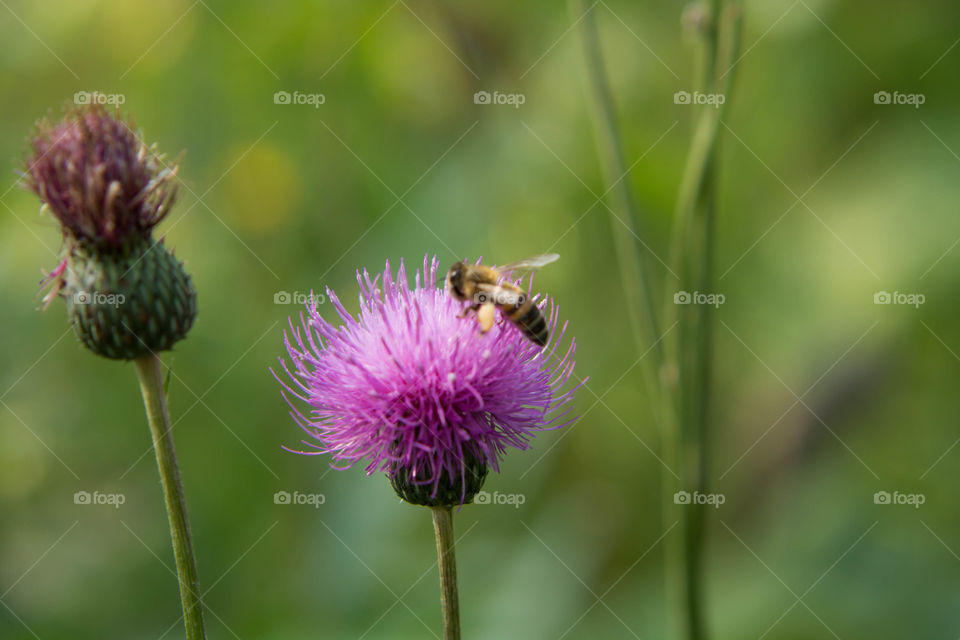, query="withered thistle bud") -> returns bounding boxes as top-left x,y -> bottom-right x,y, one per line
26,104 -> 196,360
